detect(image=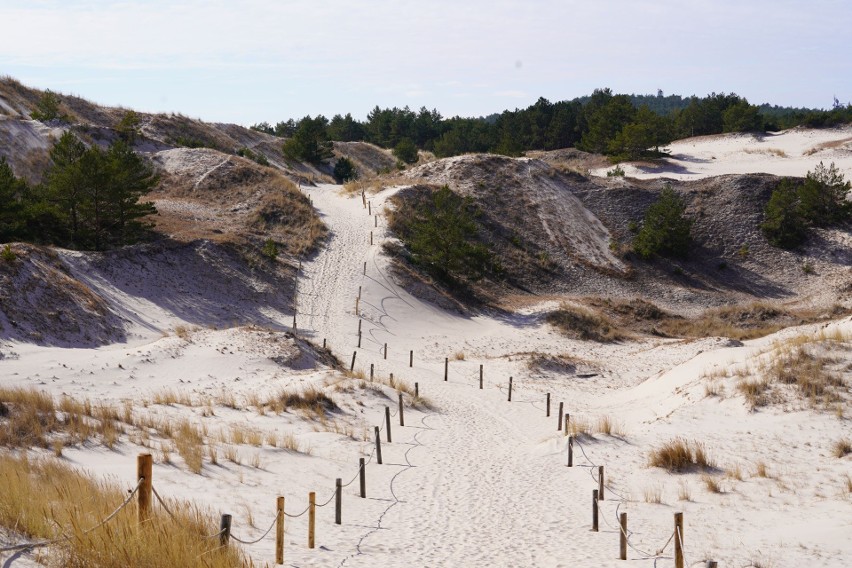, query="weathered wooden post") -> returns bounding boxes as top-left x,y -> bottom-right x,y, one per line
479,364 -> 483,389
599,465 -> 605,501
374,426 -> 382,464
370,232 -> 373,246
375,214 -> 378,227
567,436 -> 574,467
358,331 -> 362,348
619,512 -> 627,560
368,201 -> 371,215
220,514 -> 232,547
322,338 -> 327,349
384,343 -> 387,360
350,351 -> 357,371
137,453 -> 153,523
592,489 -> 599,532
308,492 -> 316,549
444,357 -> 448,381
385,406 -> 392,442
335,478 -> 342,525
359,458 -> 366,498
674,512 -> 684,568
275,497 -> 285,564
358,287 -> 362,301
370,363 -> 374,380
558,402 -> 564,430
508,377 -> 513,401
409,350 -> 413,367
363,261 -> 367,275
292,314 -> 297,332
415,382 -> 419,398
398,393 -> 404,426
546,393 -> 551,417
564,413 -> 570,435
